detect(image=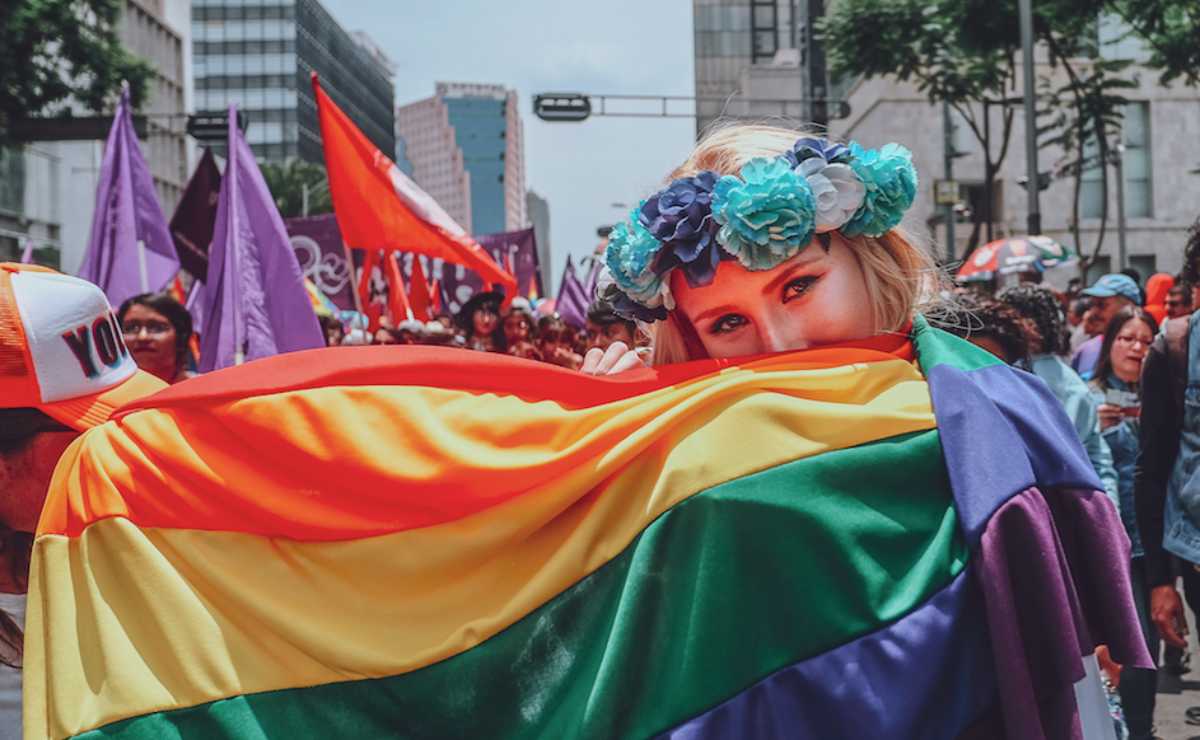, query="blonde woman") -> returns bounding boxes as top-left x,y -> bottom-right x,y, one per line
586,125 -> 1149,739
